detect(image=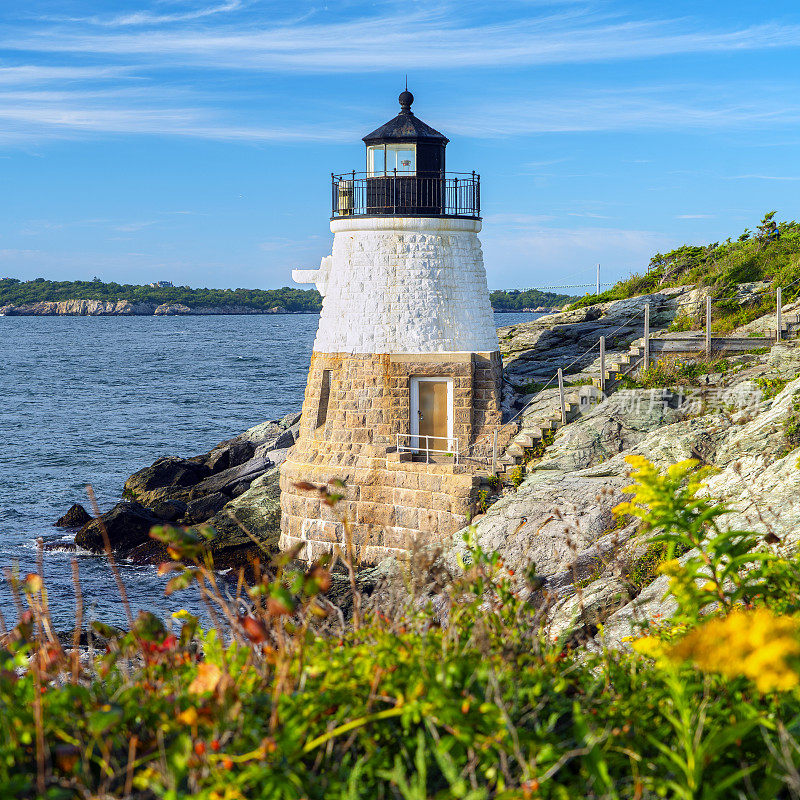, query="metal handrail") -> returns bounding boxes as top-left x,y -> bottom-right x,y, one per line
331,171 -> 480,219
395,433 -> 460,465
